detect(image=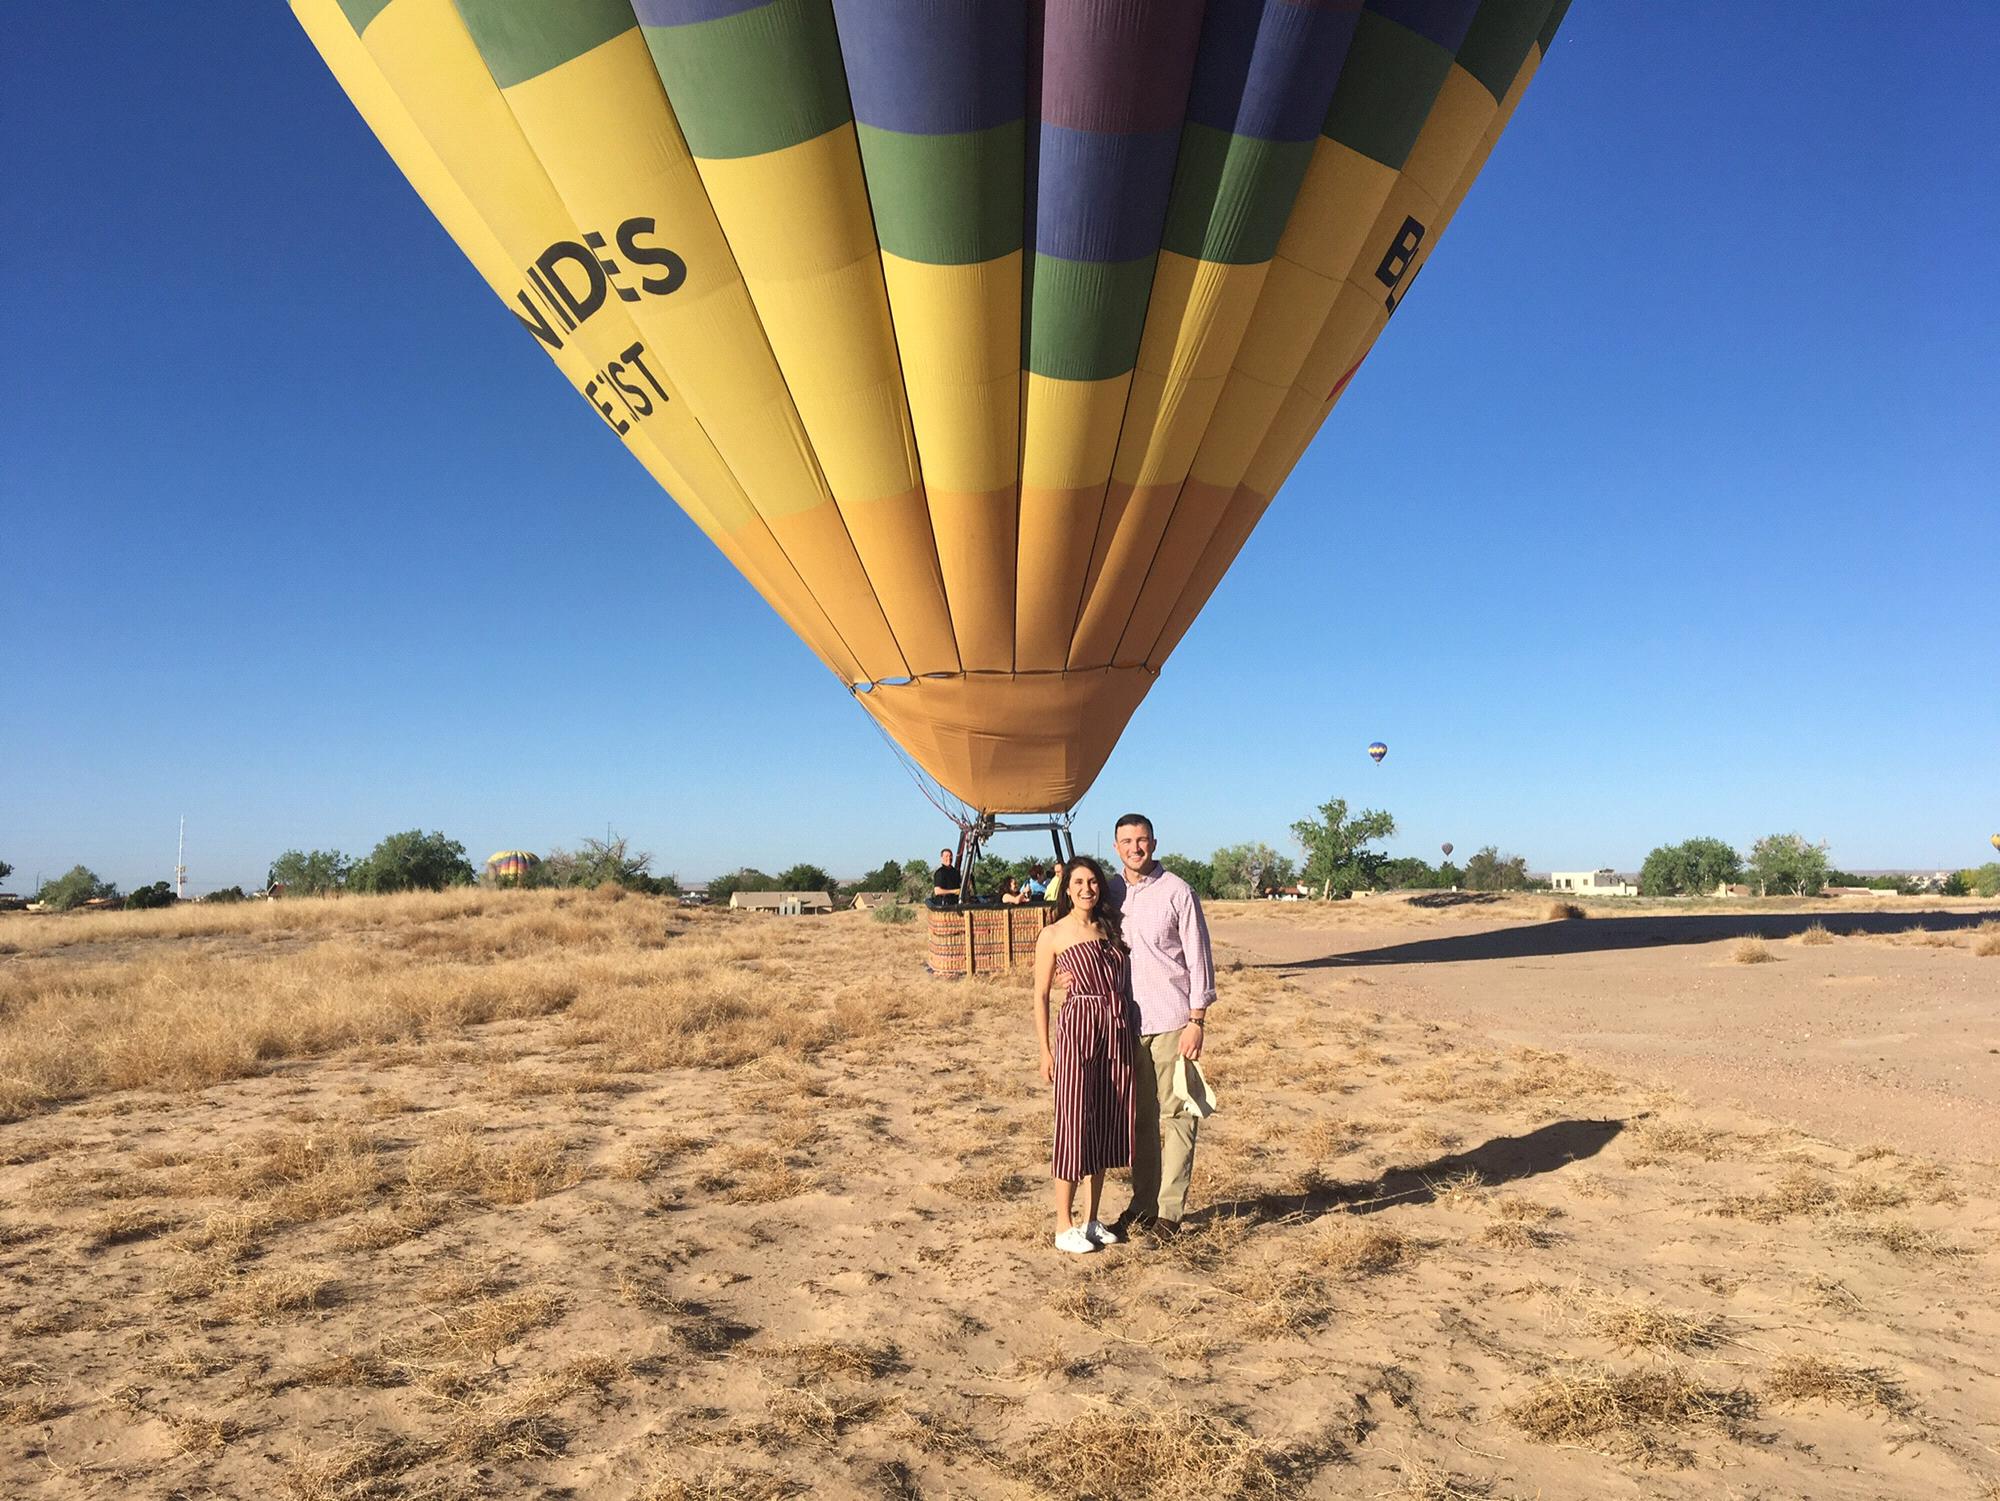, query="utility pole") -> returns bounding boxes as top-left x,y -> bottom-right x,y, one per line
176,815 -> 188,901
